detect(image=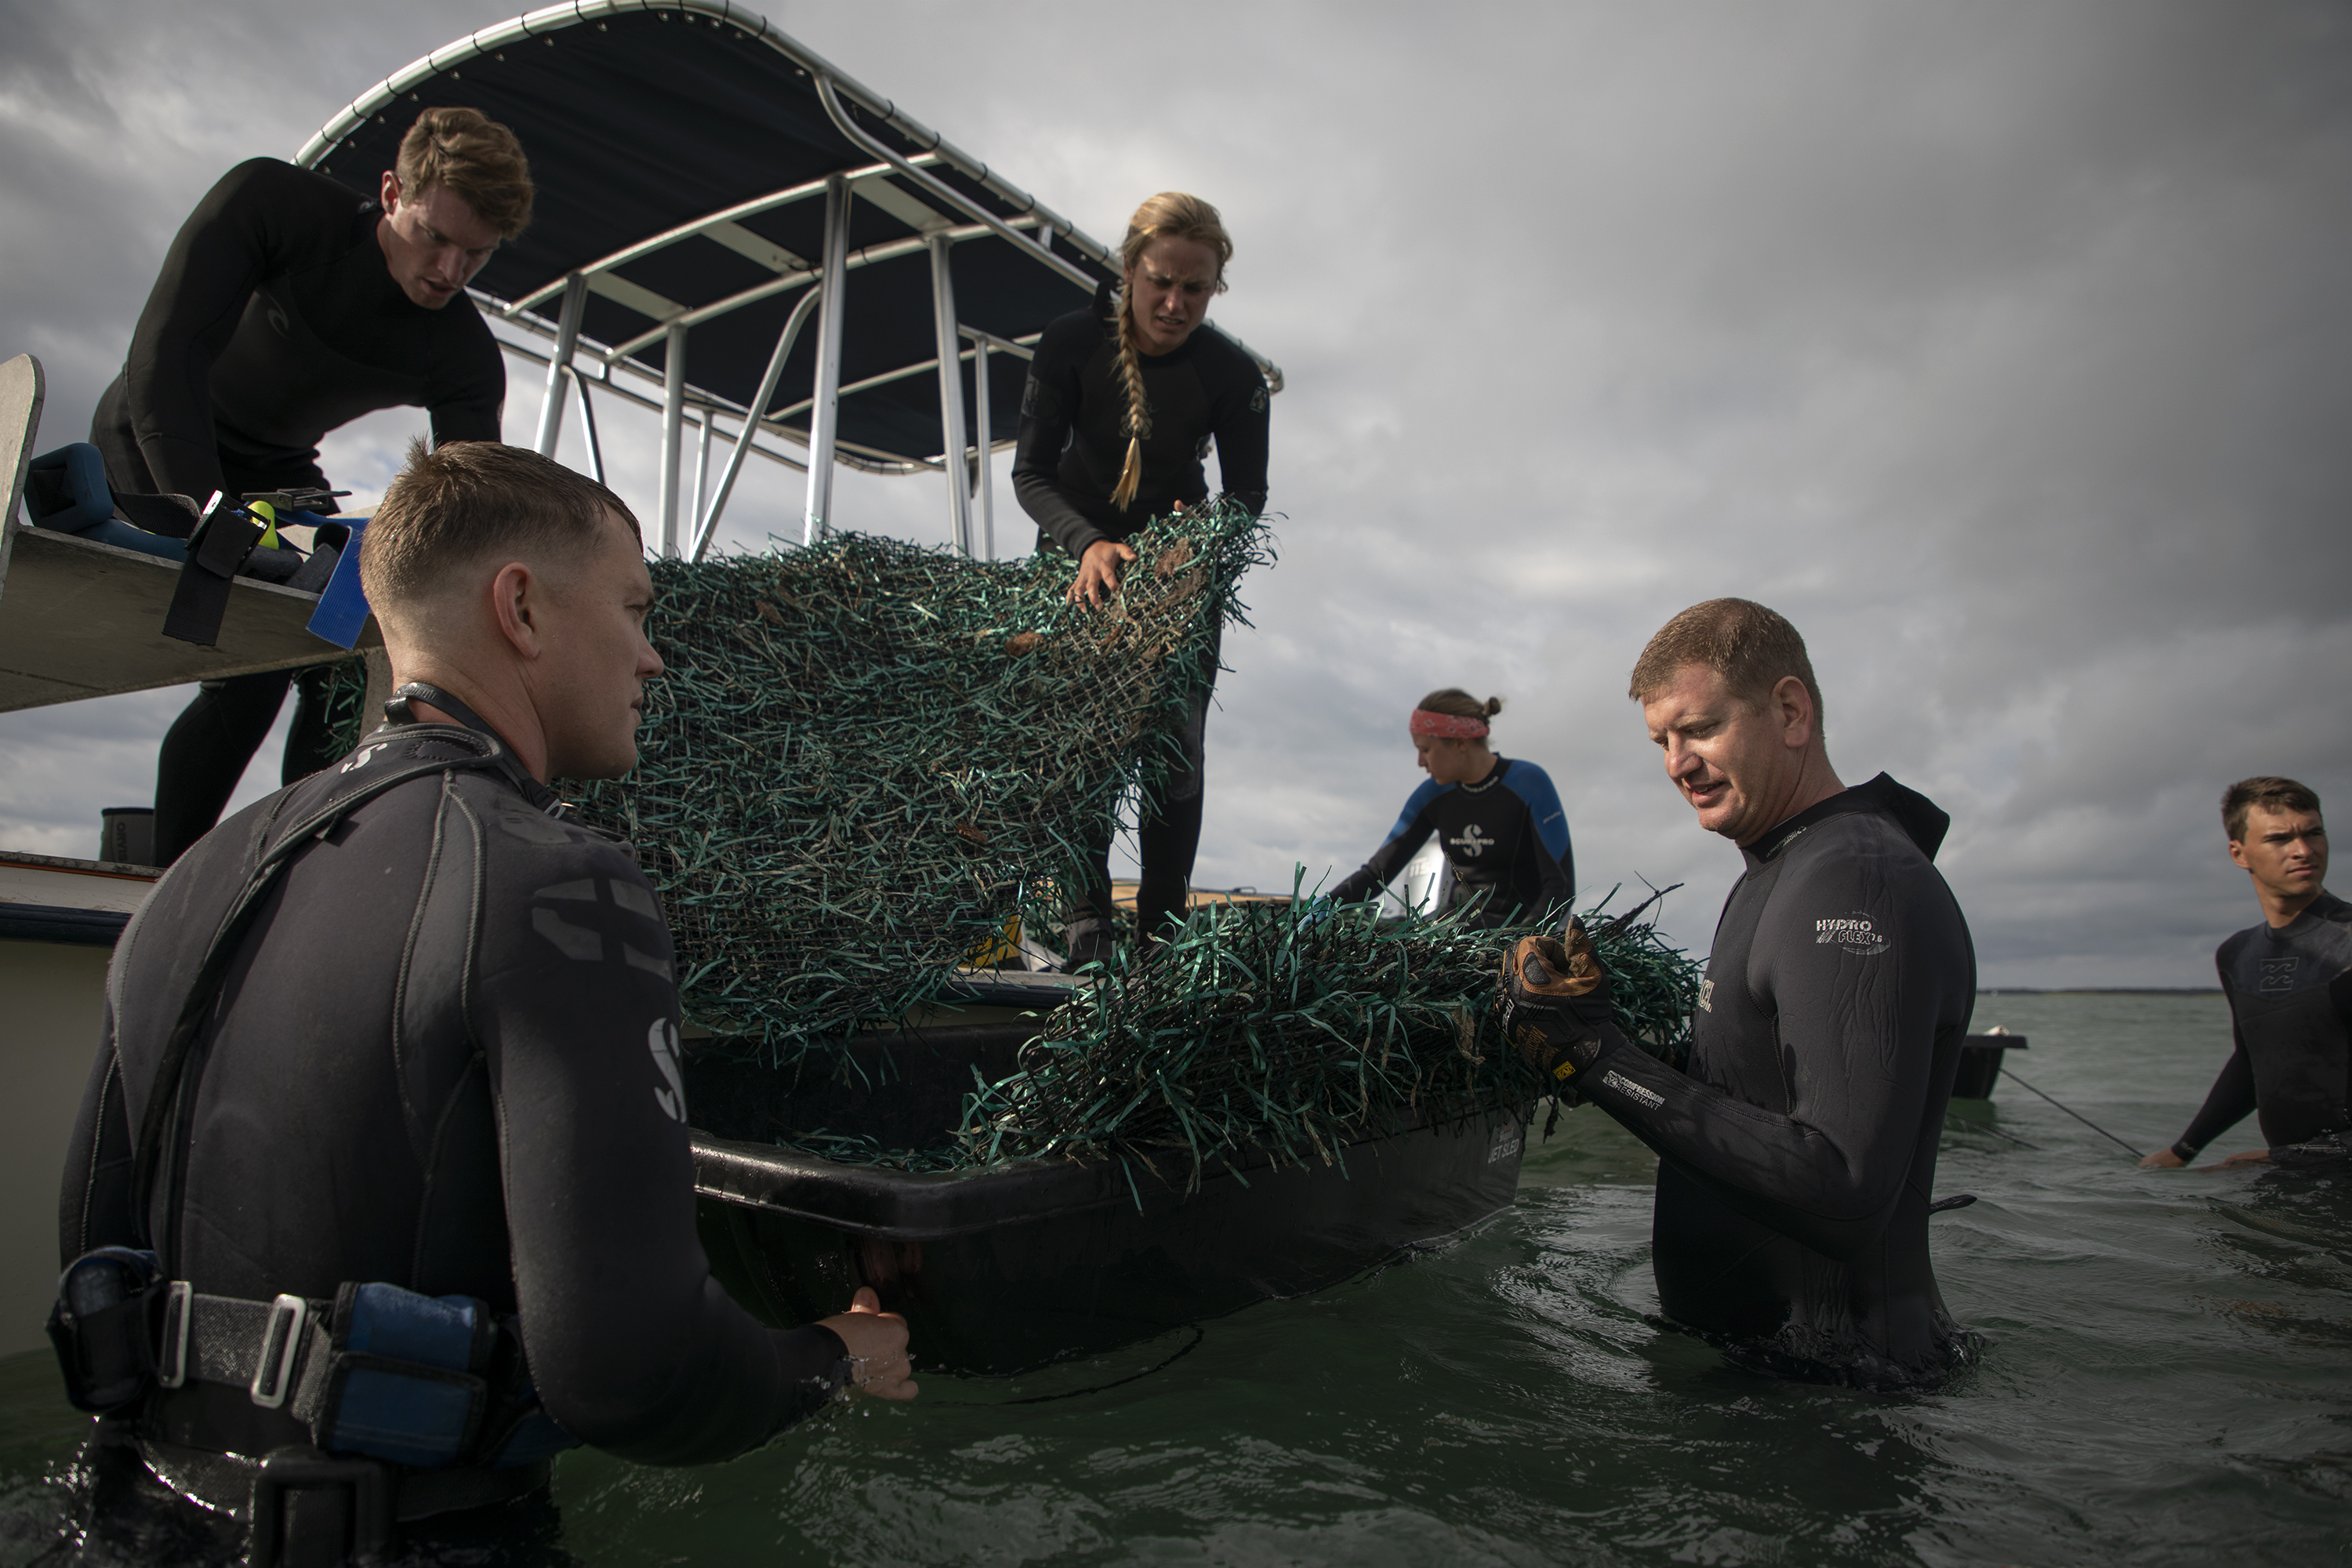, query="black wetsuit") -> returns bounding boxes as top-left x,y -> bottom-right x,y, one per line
1573,775 -> 1977,1385
1330,758 -> 1574,927
2170,892 -> 2352,1163
1012,296 -> 1269,948
60,715 -> 845,1545
92,158 -> 506,865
